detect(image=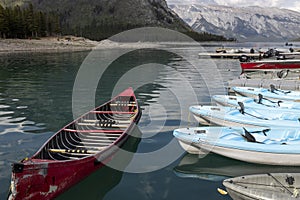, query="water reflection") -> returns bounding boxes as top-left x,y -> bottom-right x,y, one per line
0,46 -> 239,199
174,153 -> 300,182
